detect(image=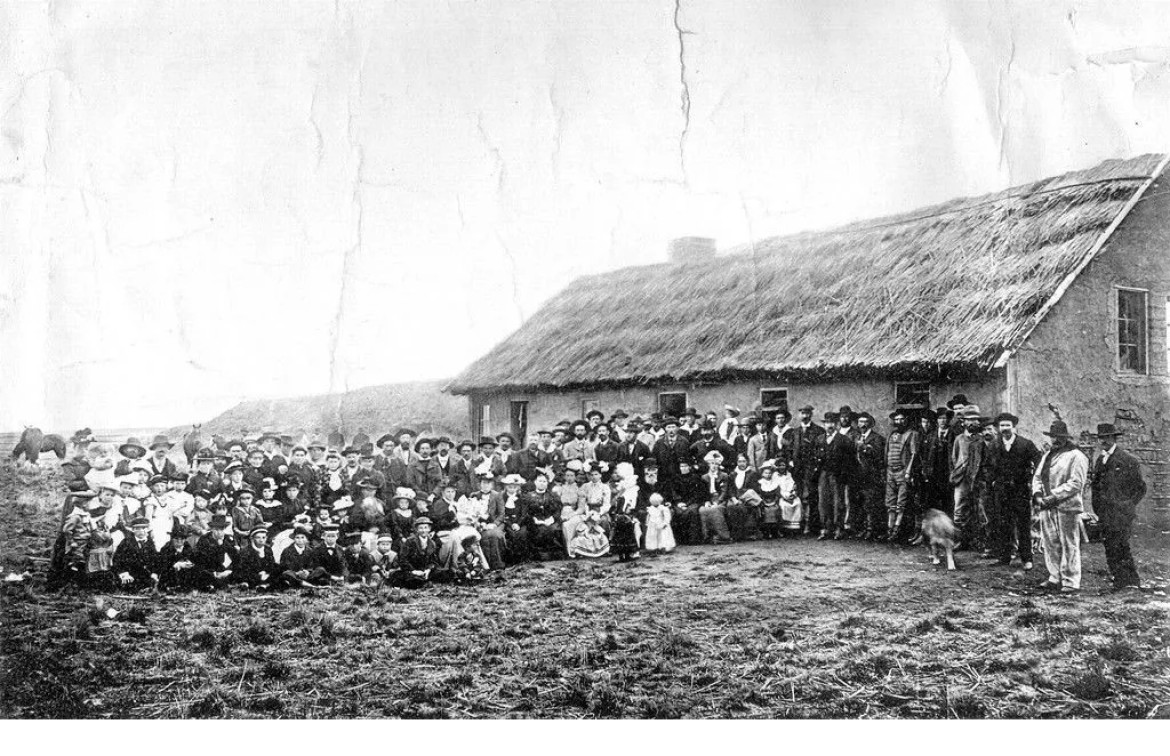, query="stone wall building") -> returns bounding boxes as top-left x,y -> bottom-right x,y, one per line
448,155 -> 1170,507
